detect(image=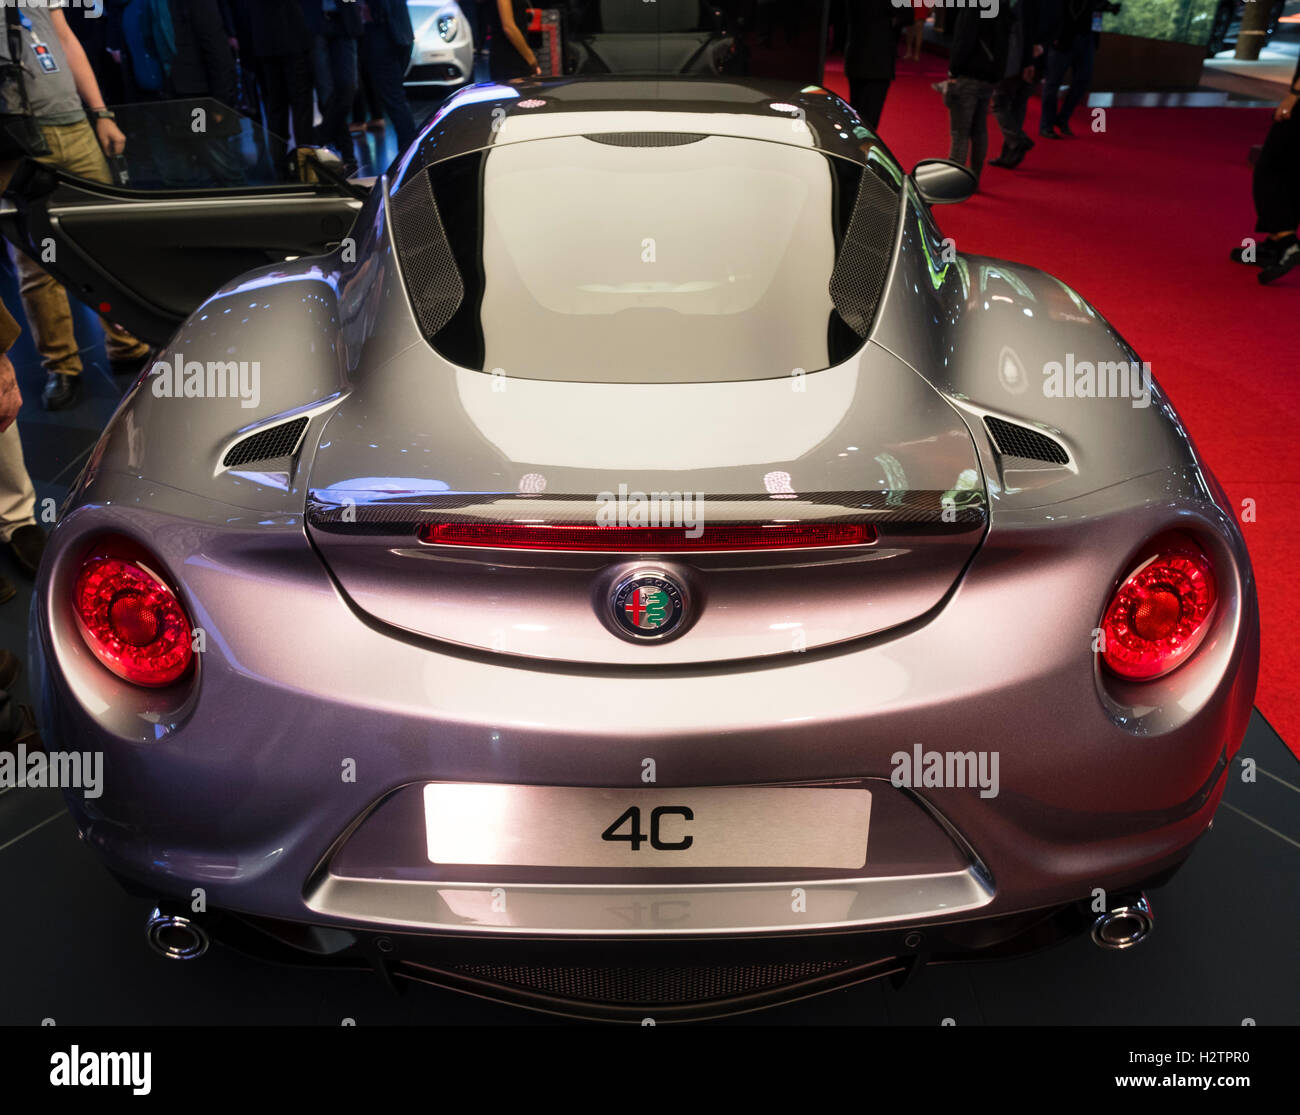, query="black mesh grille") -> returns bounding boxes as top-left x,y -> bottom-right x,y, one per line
390,171 -> 464,339
222,417 -> 308,468
983,416 -> 1070,465
584,132 -> 707,147
829,170 -> 899,338
447,961 -> 854,1005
